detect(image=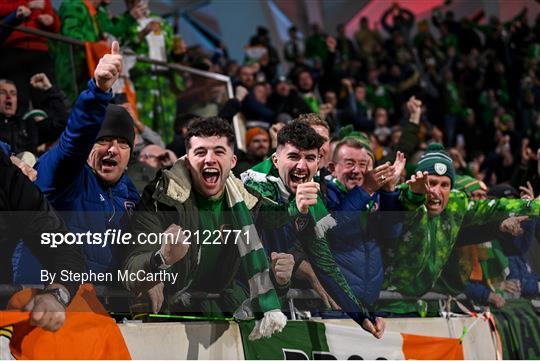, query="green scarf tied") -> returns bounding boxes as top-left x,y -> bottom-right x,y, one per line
241,158 -> 374,325
164,157 -> 286,340
241,157 -> 337,238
